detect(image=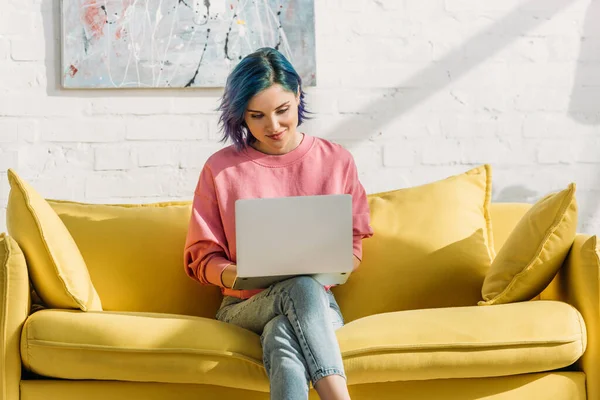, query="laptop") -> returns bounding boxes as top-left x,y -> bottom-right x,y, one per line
232,194 -> 354,290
